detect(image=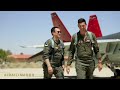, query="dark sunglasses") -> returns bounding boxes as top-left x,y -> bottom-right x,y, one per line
57,31 -> 61,33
